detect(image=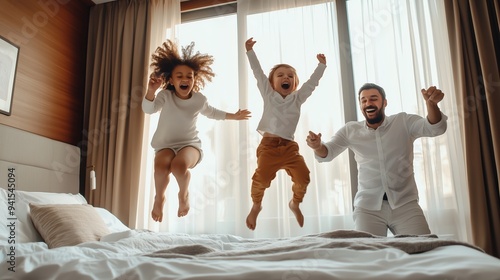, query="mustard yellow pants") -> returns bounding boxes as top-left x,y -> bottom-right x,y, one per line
251,137 -> 310,204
